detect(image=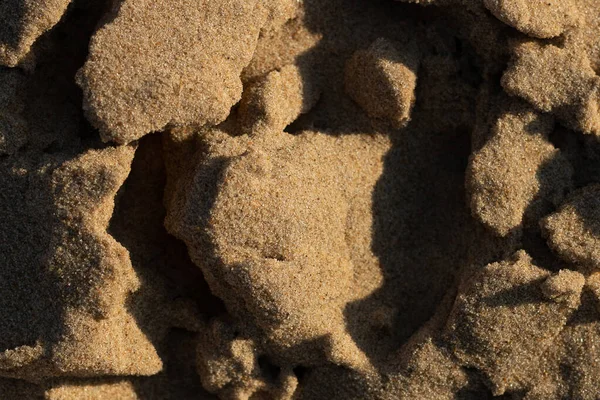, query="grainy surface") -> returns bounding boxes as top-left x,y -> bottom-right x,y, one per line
77,0 -> 277,144
1,0 -> 600,398
0,0 -> 73,67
